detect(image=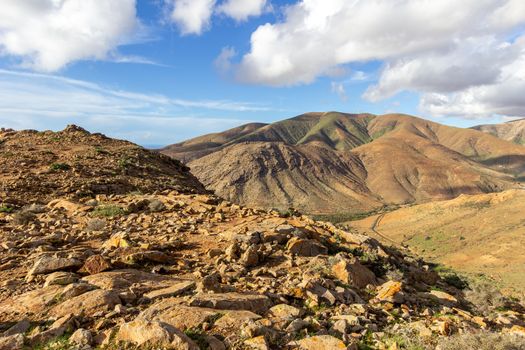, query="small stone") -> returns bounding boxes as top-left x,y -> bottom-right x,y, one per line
79,255 -> 112,275
429,290 -> 458,305
240,245 -> 260,267
244,335 -> 269,350
376,281 -> 404,303
286,319 -> 309,333
3,319 -> 31,336
0,334 -> 24,350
